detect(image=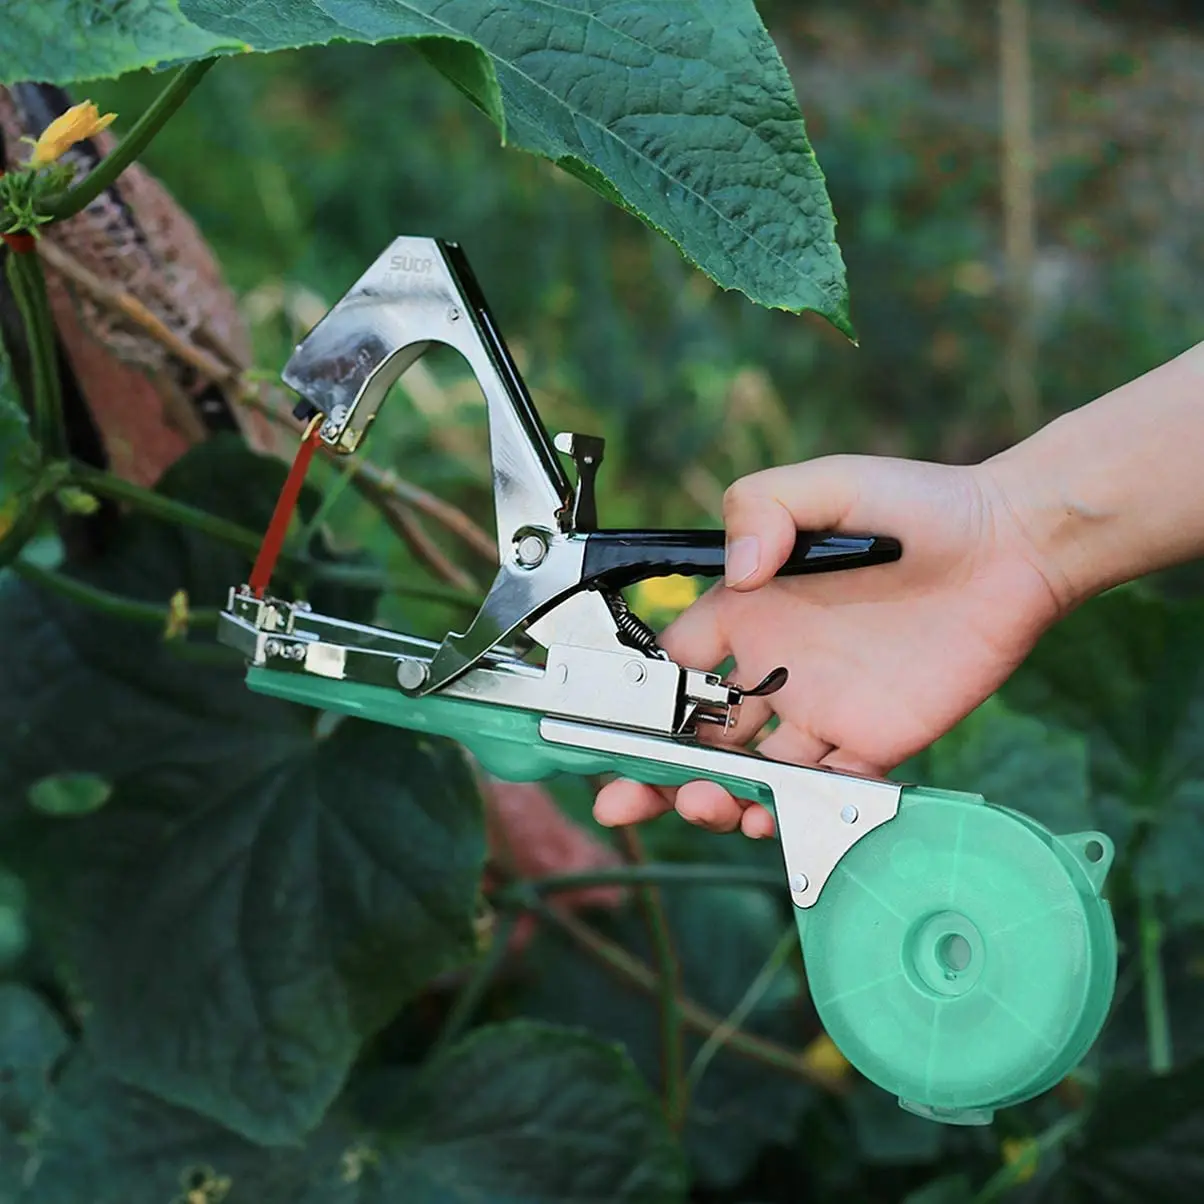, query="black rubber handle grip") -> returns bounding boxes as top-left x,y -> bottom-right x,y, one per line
580,529 -> 902,591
